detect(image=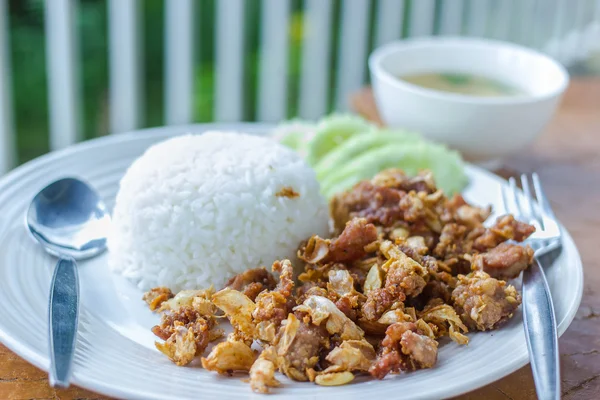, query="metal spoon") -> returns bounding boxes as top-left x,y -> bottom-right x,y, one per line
26,178 -> 110,388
